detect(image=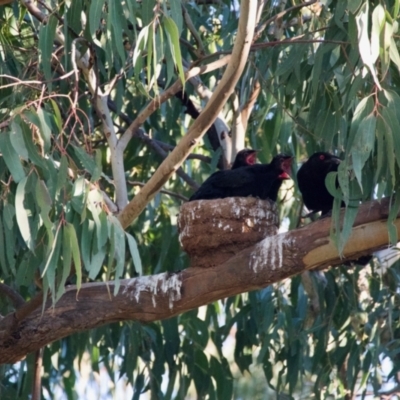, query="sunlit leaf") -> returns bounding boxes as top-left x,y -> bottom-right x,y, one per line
162,16 -> 185,86
356,2 -> 382,89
